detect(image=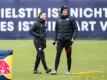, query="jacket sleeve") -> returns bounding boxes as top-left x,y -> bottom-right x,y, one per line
71,17 -> 78,39
54,22 -> 58,41
29,22 -> 40,38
